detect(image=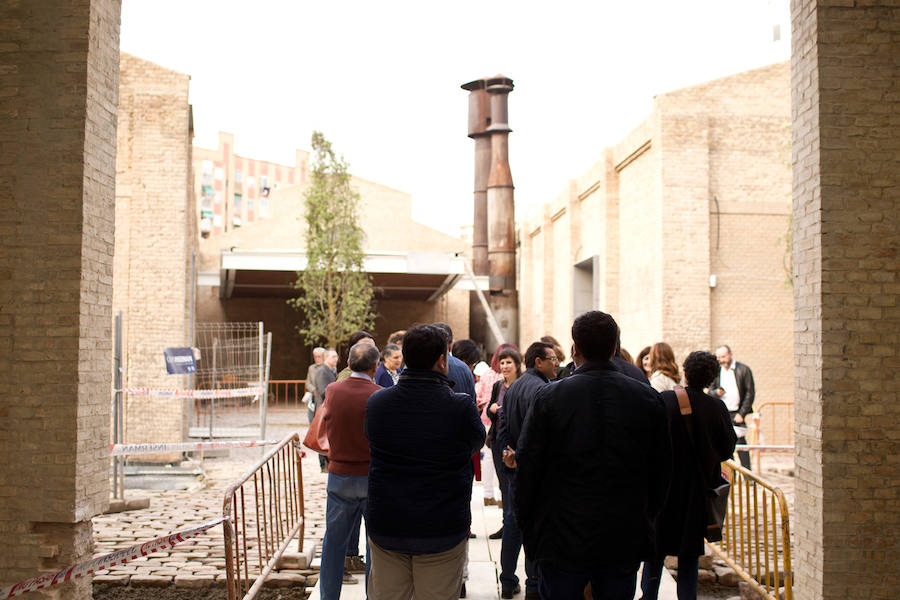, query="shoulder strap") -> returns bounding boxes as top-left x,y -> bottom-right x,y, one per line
675,385 -> 692,416
674,385 -> 711,489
